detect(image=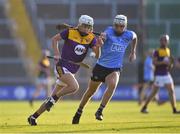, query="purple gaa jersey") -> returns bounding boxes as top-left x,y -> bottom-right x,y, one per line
38,57 -> 50,78
59,28 -> 96,73
178,57 -> 180,63
154,47 -> 170,76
